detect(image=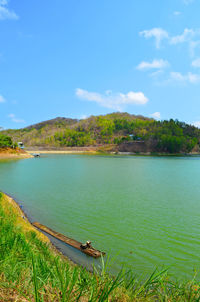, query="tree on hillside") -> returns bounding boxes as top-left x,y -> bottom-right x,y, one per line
0,135 -> 13,148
